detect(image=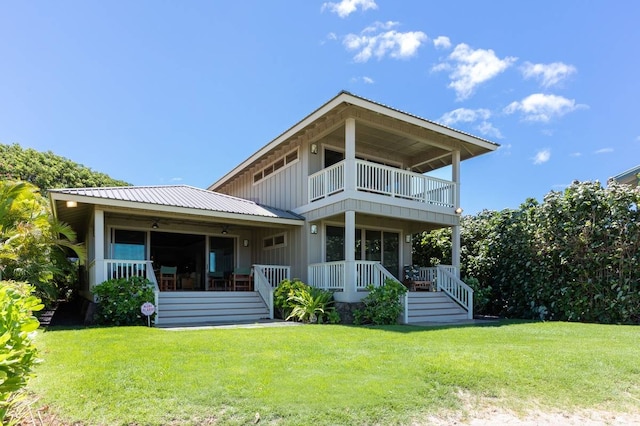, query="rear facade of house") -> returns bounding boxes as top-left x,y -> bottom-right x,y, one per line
50,91 -> 499,326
